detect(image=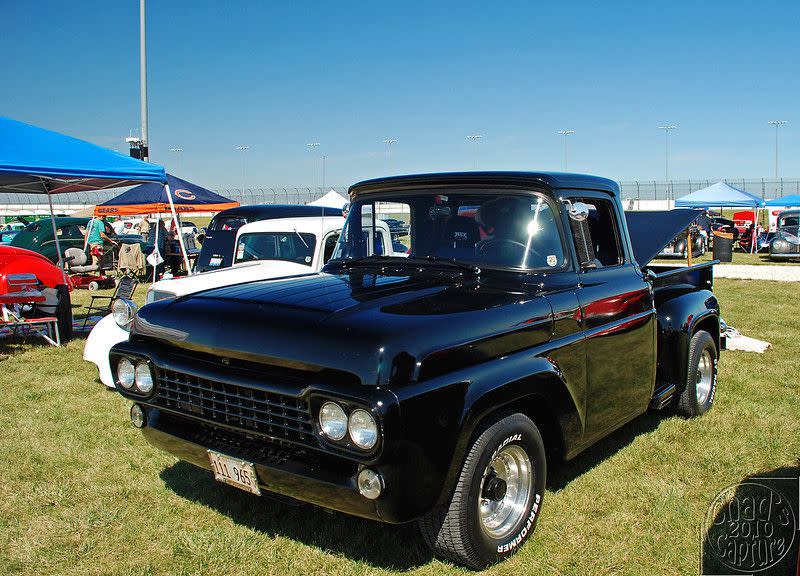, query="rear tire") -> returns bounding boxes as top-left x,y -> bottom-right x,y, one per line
55,284 -> 73,343
419,412 -> 546,569
677,330 -> 716,417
